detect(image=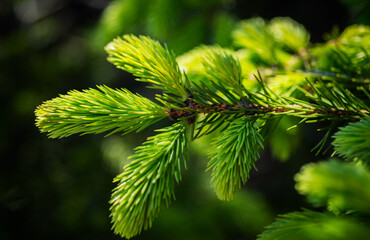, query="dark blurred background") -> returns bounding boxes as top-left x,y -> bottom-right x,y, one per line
1,0 -> 369,239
